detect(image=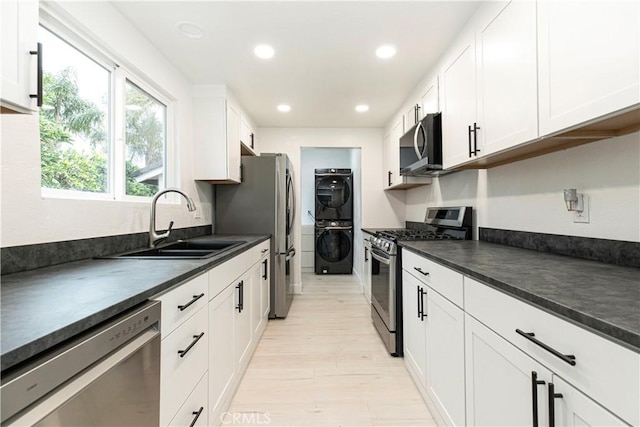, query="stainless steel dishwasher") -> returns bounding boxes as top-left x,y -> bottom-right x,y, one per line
1,300 -> 161,426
